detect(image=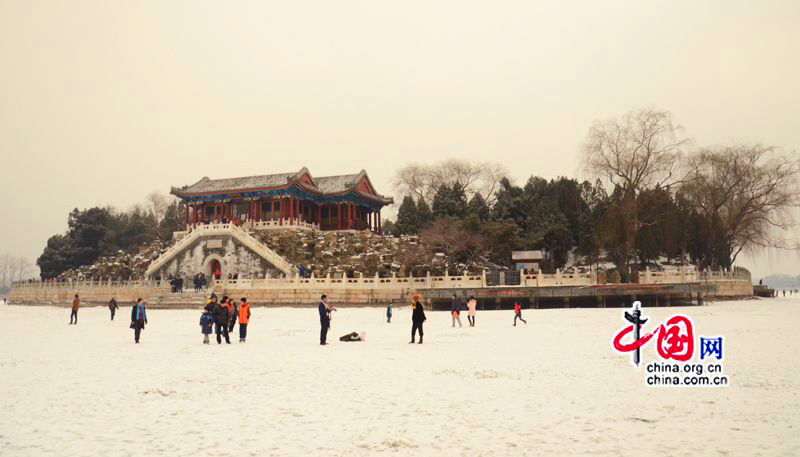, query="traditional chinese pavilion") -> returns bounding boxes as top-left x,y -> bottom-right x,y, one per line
170,168 -> 392,233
